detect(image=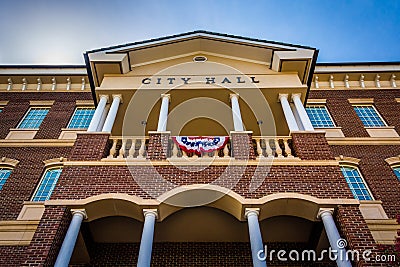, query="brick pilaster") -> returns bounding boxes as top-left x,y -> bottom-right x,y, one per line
22,206 -> 72,267
291,131 -> 334,160
69,133 -> 110,161
147,131 -> 170,160
230,131 -> 256,160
